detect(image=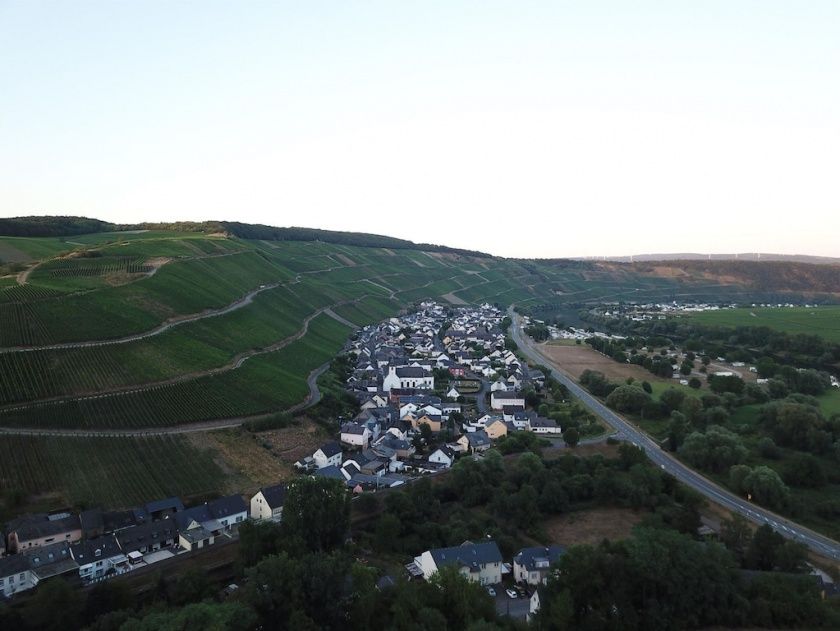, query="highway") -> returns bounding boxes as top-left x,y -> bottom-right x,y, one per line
509,308 -> 840,562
